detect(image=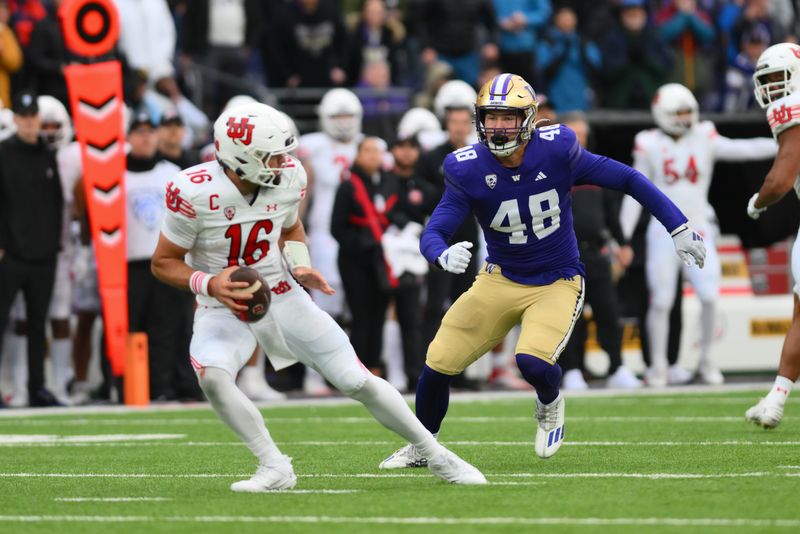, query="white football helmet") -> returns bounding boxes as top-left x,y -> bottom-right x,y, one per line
651,83 -> 698,136
398,107 -> 442,139
223,94 -> 258,111
434,80 -> 477,120
213,102 -> 298,187
37,95 -> 73,149
753,42 -> 800,108
318,88 -> 362,142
